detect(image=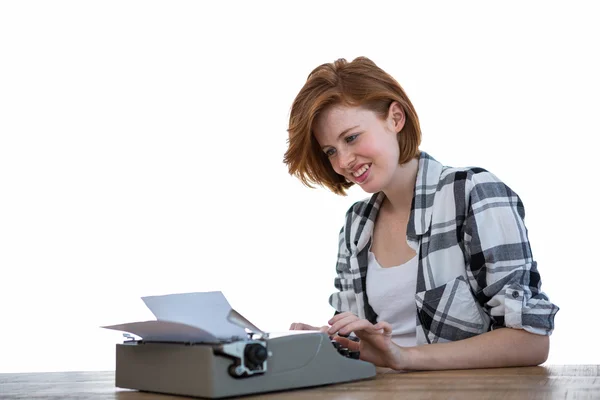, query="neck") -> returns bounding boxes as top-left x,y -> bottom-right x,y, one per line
381,157 -> 419,214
